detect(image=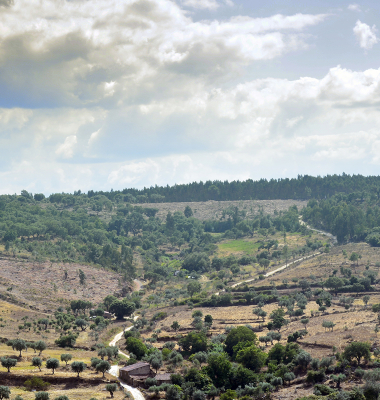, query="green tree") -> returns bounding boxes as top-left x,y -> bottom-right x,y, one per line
103,295 -> 117,311
325,276 -> 344,295
38,319 -> 49,330
46,358 -> 60,375
13,339 -> 27,357
236,345 -> 267,372
350,252 -> 360,266
184,206 -> 193,218
105,384 -> 117,398
187,281 -> 202,298
269,308 -> 288,331
78,269 -> 86,285
35,340 -> 47,356
1,358 -> 17,373
220,390 -> 236,400
32,357 -> 42,371
0,387 -> 10,400
206,352 -> 231,388
179,332 -> 207,354
60,354 -> 72,366
125,338 -> 147,360
343,342 -> 371,365
225,326 -> 257,357
283,372 -> 295,386
75,318 -> 88,331
109,299 -> 135,320
96,360 -> 111,378
71,361 -> 87,377
331,374 -> 346,388
171,321 -> 180,332
166,385 -> 182,400
183,253 -> 210,273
